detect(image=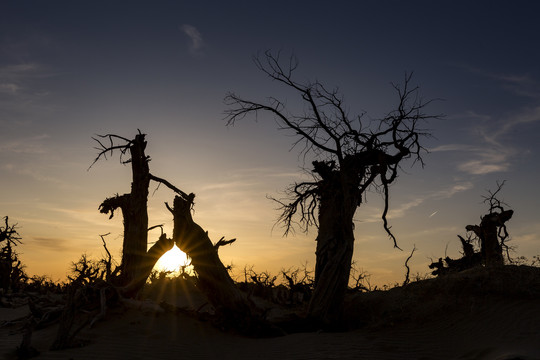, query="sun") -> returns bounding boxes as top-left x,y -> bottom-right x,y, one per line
154,245 -> 191,273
